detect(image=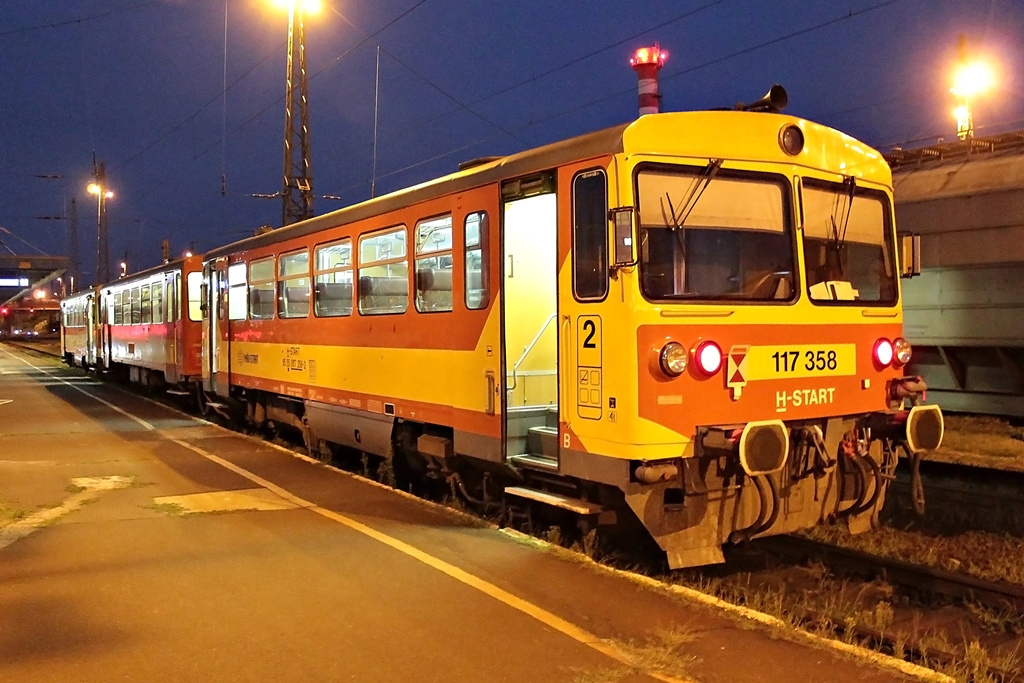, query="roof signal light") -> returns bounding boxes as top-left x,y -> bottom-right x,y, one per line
630,46 -> 667,67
